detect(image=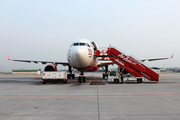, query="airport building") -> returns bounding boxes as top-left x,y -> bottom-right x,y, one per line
12,69 -> 41,75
